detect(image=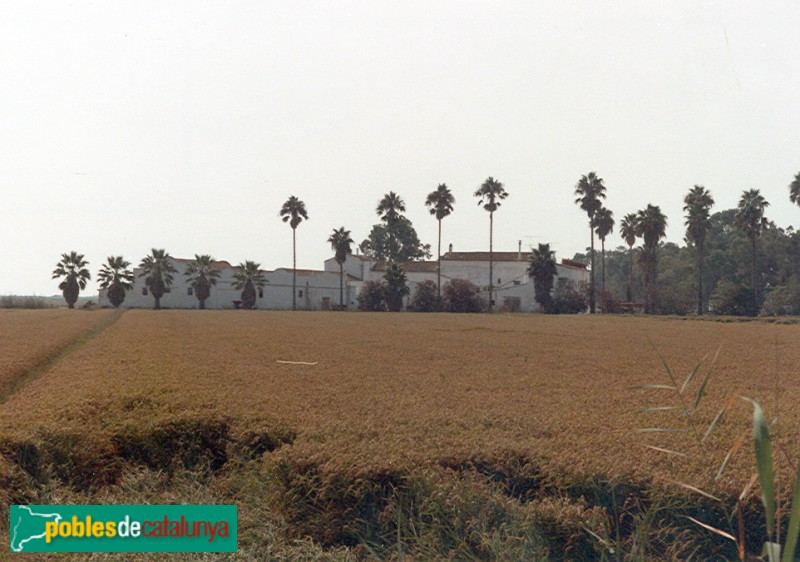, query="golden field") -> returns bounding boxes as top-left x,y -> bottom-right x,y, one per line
1,310 -> 798,559
0,308 -> 117,400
